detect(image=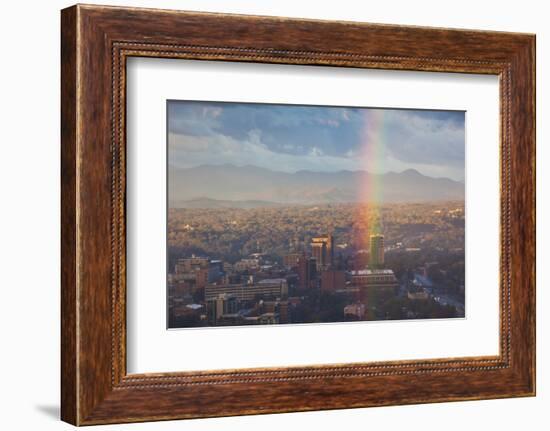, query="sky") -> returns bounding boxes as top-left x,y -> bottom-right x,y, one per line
167,100 -> 465,181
